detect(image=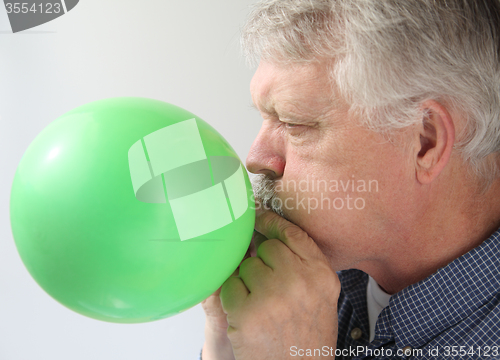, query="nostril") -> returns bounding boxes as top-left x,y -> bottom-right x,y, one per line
257,169 -> 278,178
246,154 -> 285,178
